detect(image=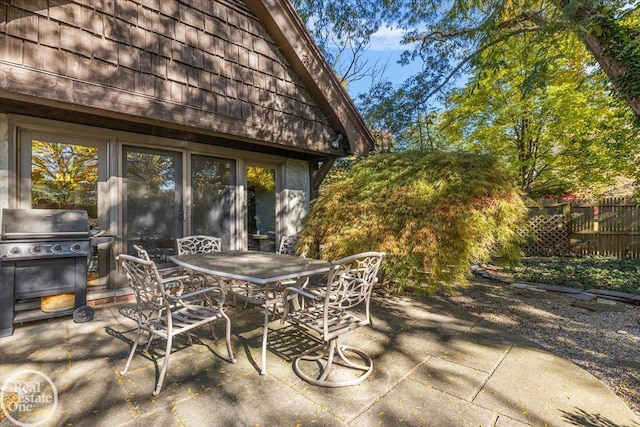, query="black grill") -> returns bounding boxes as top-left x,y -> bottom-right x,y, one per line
0,209 -> 91,337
